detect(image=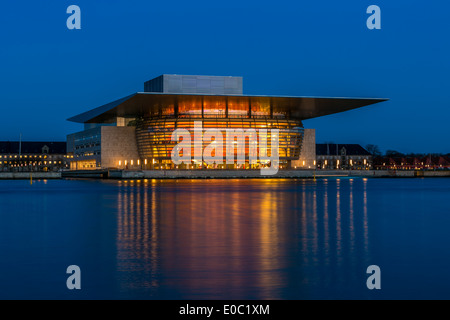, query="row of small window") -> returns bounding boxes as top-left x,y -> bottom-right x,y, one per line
75,143 -> 100,150
317,156 -> 369,160
75,151 -> 101,157
0,161 -> 66,165
74,135 -> 100,143
0,154 -> 72,159
140,120 -> 301,127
